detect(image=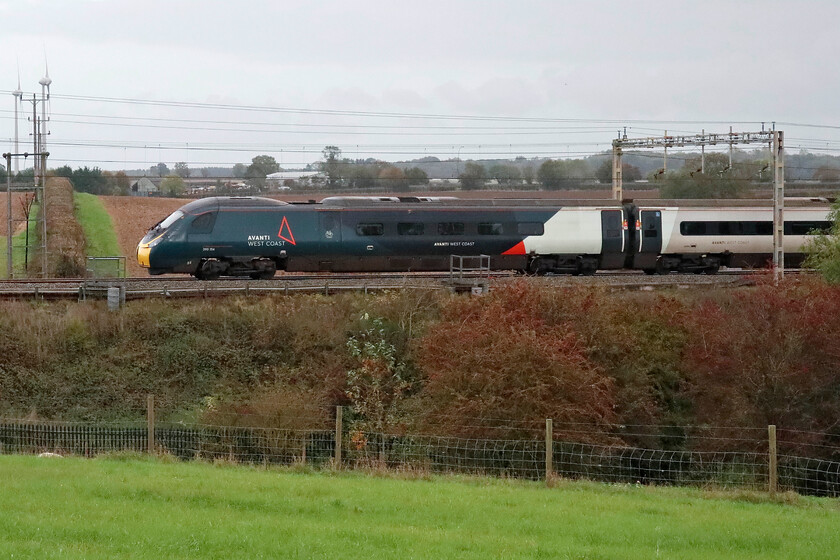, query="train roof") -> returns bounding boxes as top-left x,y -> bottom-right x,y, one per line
630,197 -> 833,208
180,196 -> 289,214
184,195 -> 833,213
317,196 -> 624,209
